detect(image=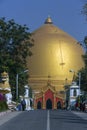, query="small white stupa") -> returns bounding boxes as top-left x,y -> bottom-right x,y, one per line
24,85 -> 31,110
69,82 -> 80,105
